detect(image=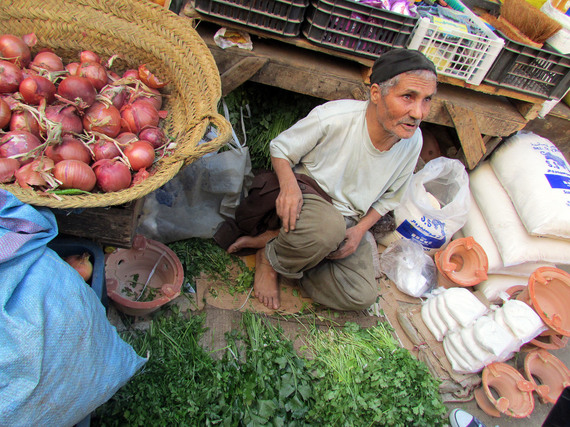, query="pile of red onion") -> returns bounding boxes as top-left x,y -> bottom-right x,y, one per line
0,32 -> 171,194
